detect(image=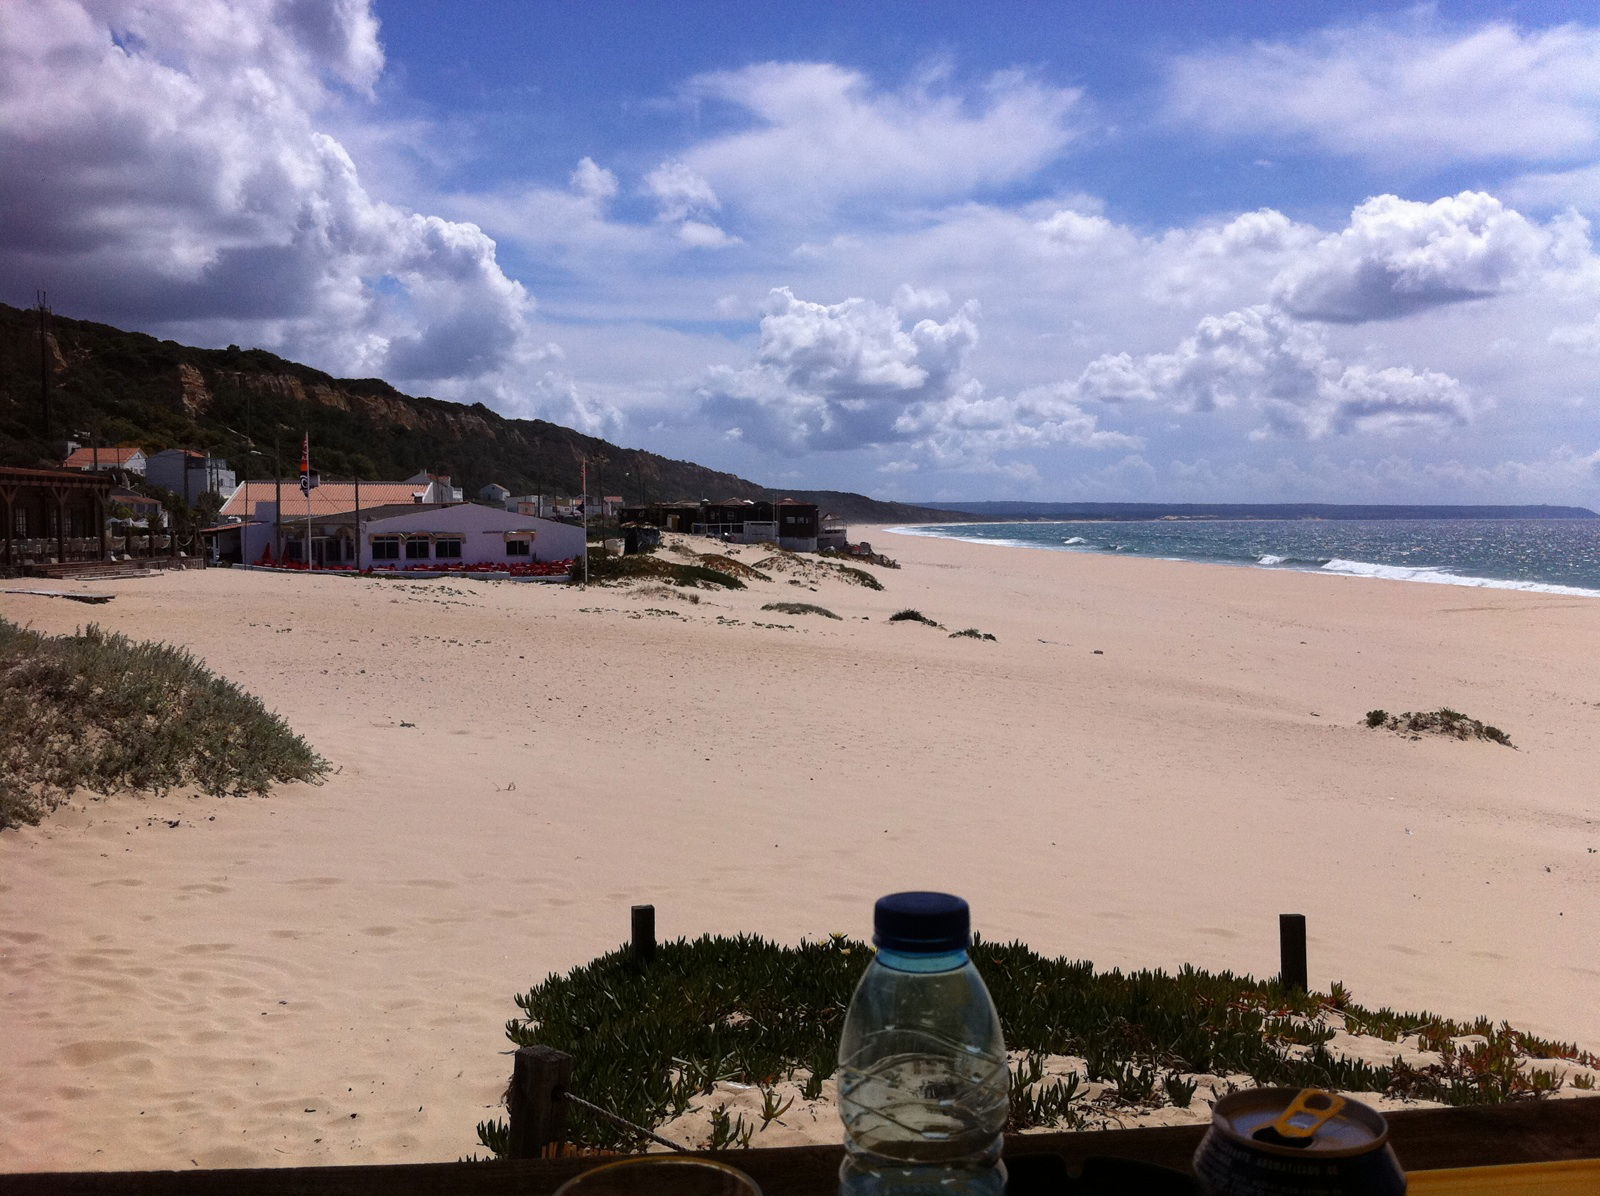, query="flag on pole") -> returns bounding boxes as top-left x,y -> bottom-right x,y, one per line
299,434 -> 312,494
579,459 -> 587,513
